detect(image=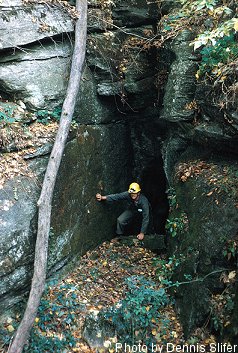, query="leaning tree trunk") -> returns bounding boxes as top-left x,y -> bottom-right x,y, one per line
8,1 -> 87,352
